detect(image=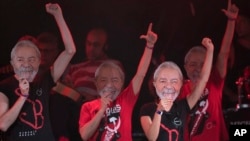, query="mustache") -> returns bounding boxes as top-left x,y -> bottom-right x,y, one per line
100,87 -> 116,95
162,87 -> 176,94
18,66 -> 33,72
15,66 -> 35,78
